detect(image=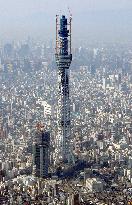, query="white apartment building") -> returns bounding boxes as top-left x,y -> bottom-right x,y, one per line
86,178 -> 103,192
